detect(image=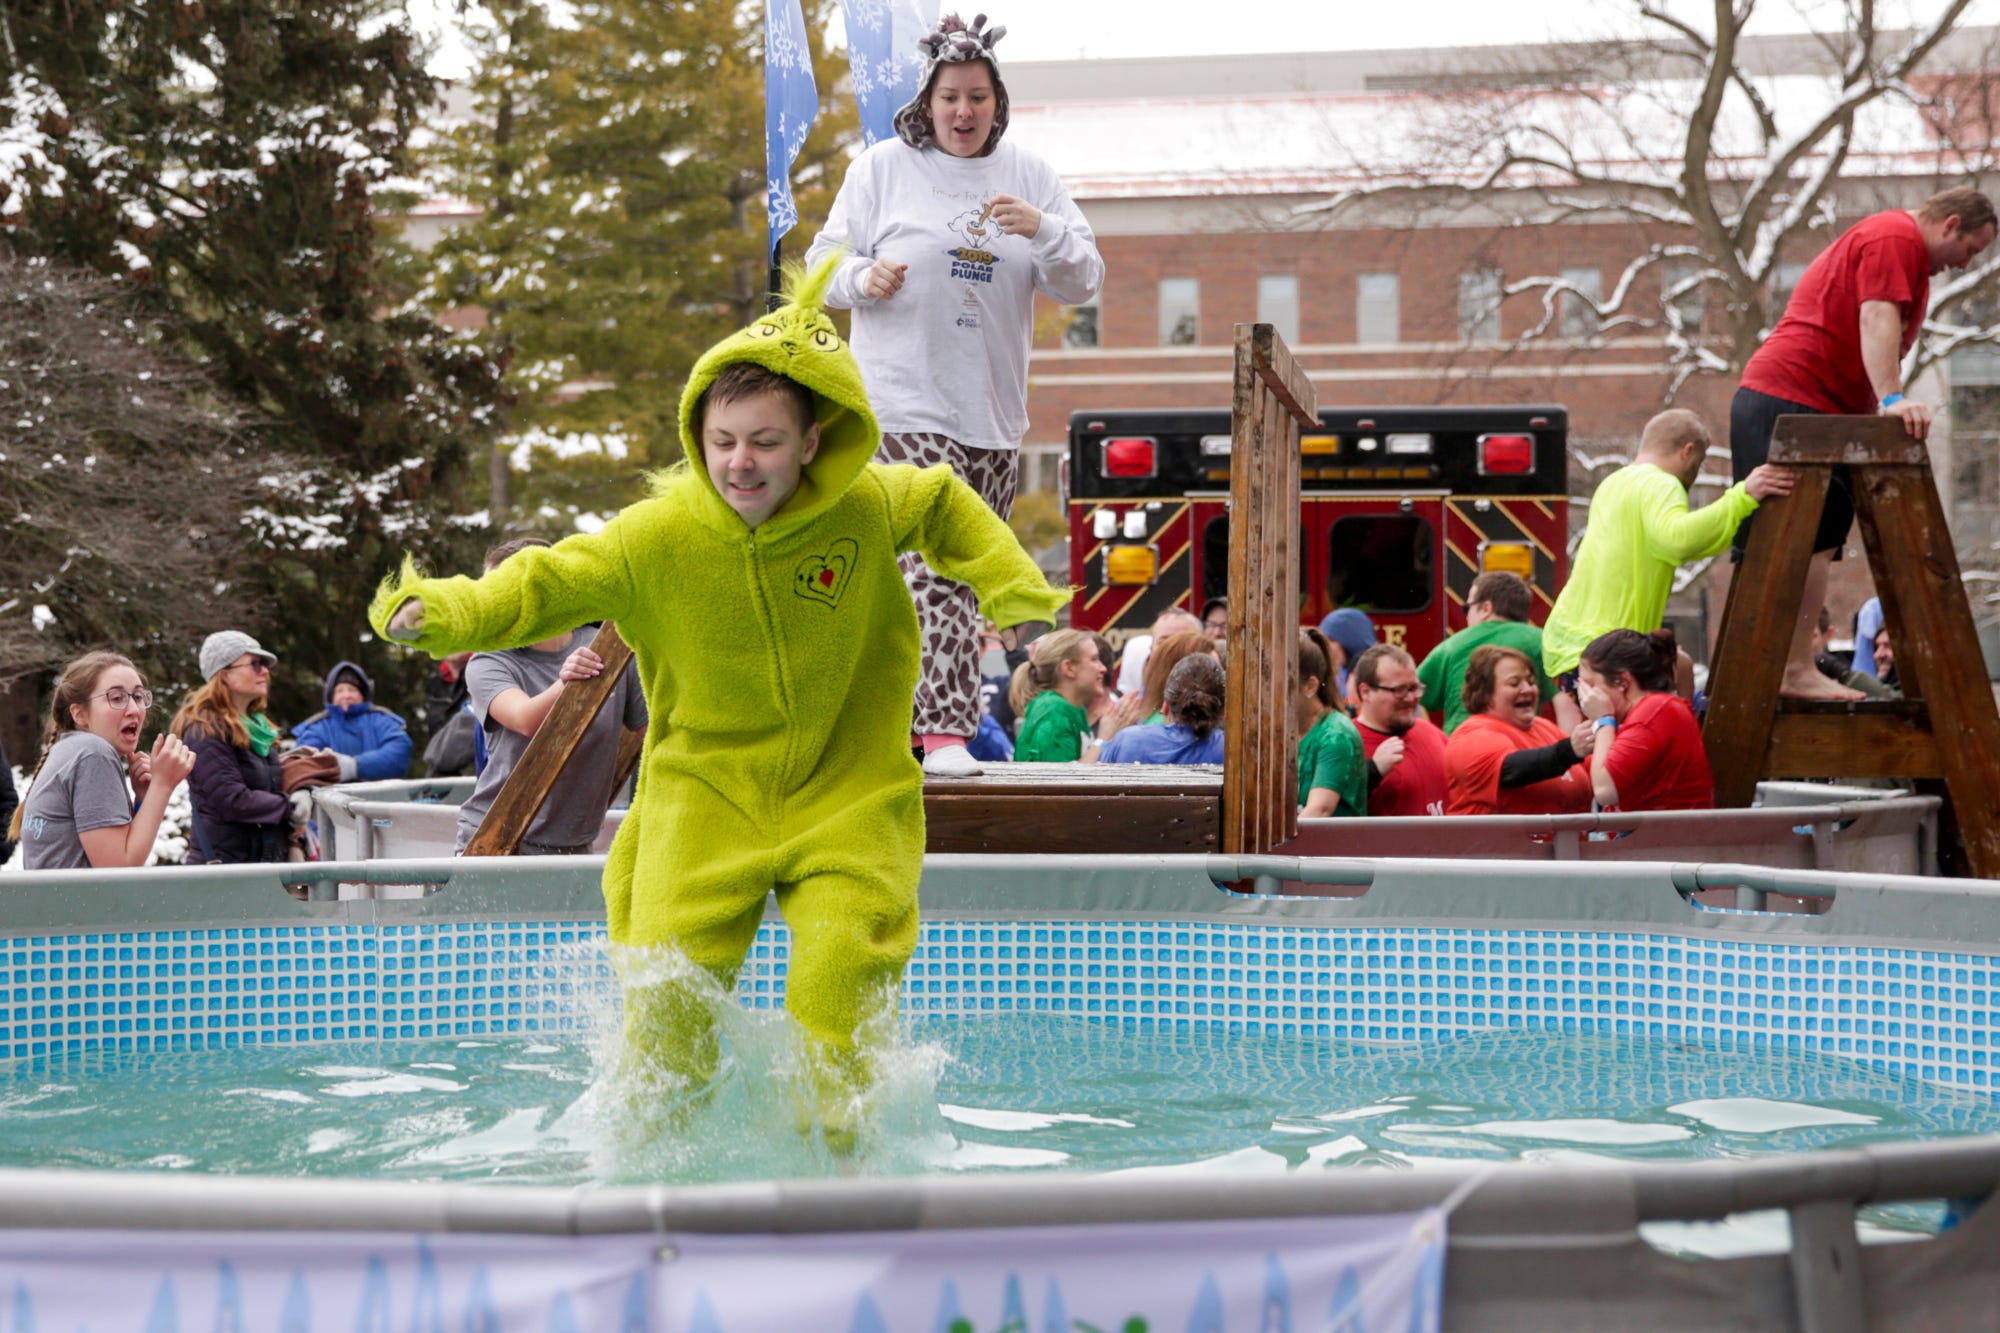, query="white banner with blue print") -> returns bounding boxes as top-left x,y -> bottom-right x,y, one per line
0,1230 -> 659,1330
764,0 -> 820,257
661,1212 -> 1445,1332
